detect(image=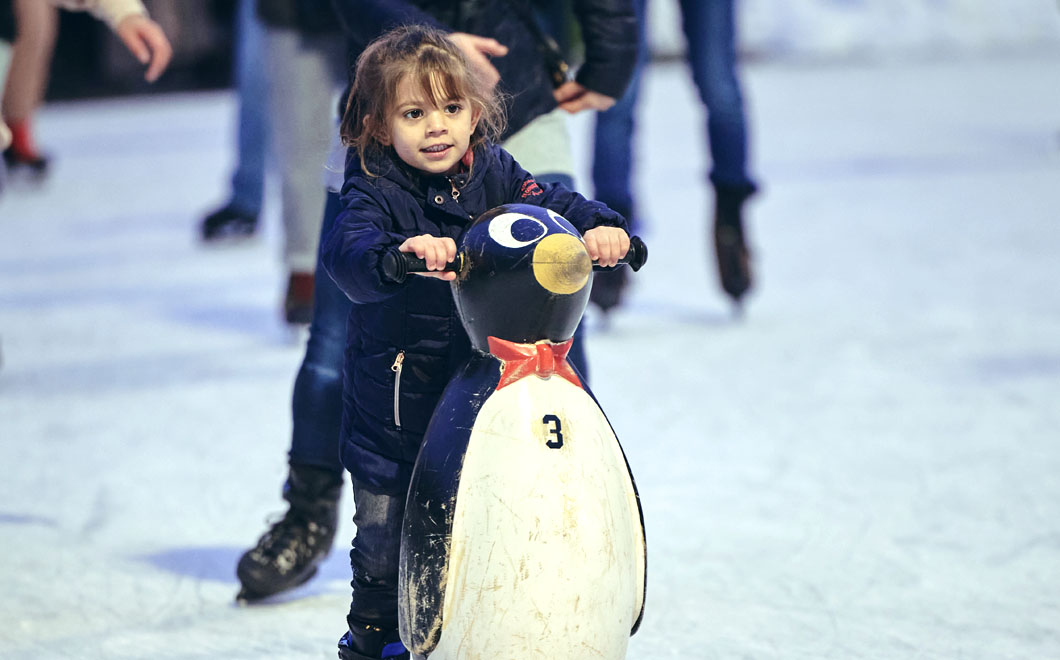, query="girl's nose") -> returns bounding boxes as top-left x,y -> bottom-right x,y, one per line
425,111 -> 447,135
